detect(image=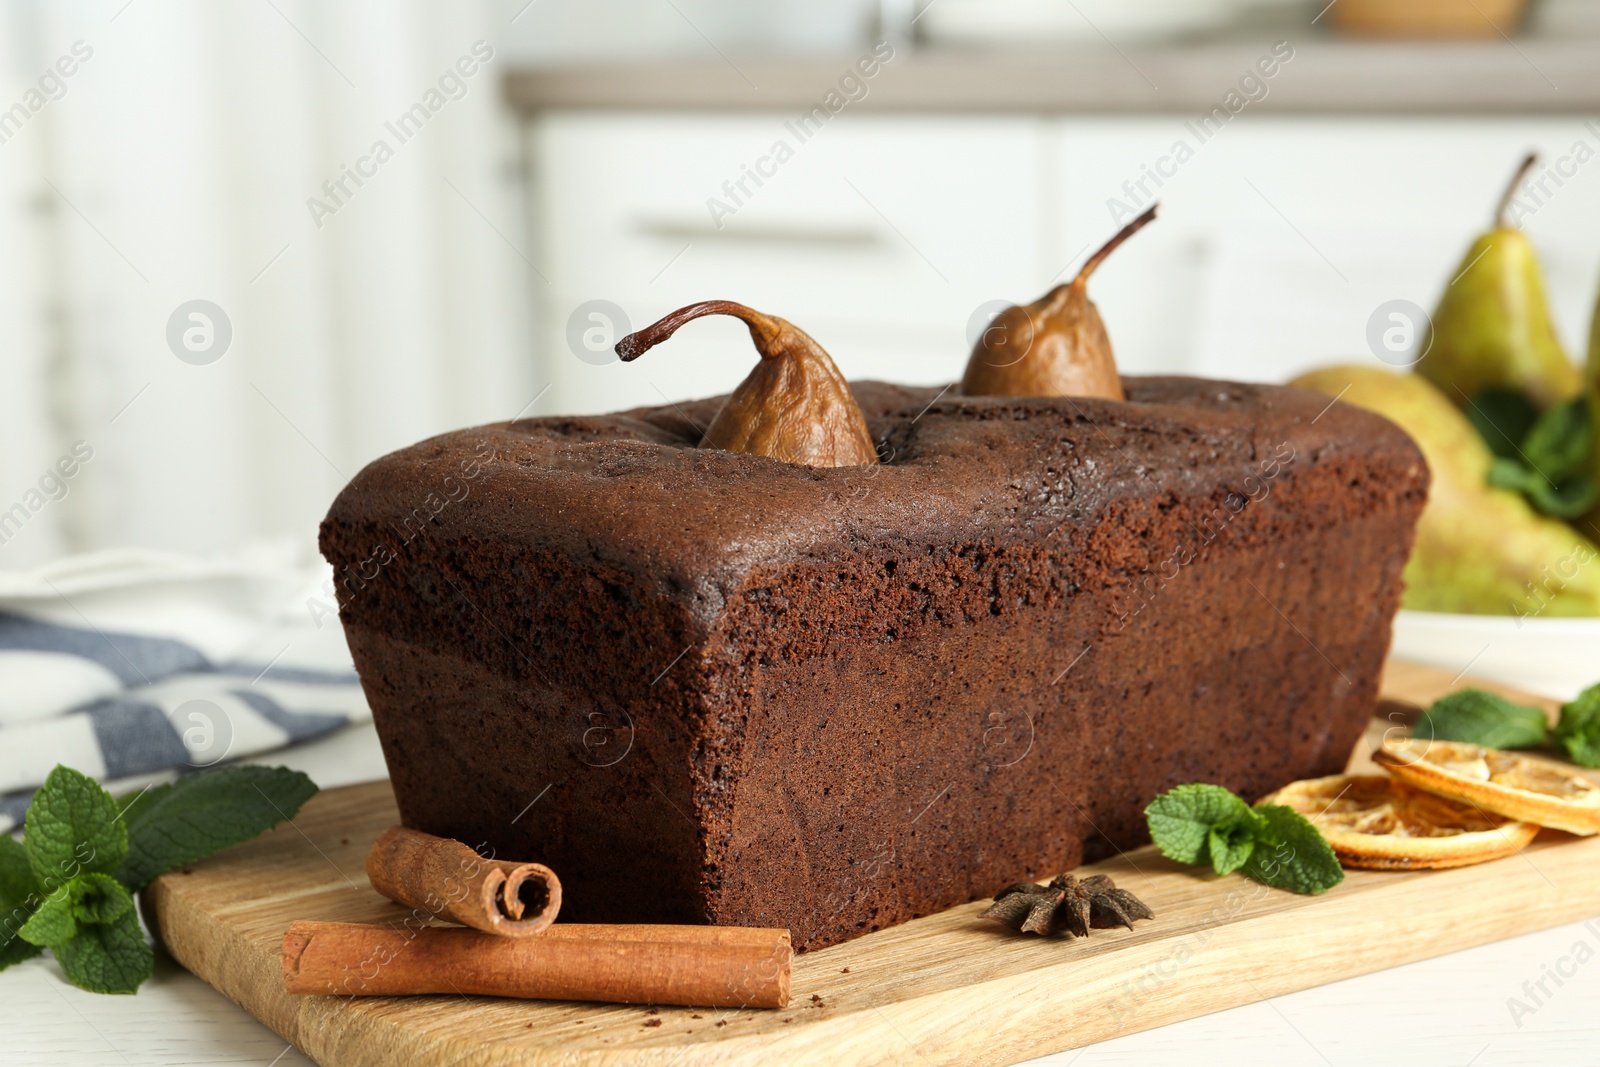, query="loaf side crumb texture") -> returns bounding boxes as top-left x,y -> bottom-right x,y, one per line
321,378 -> 1428,950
